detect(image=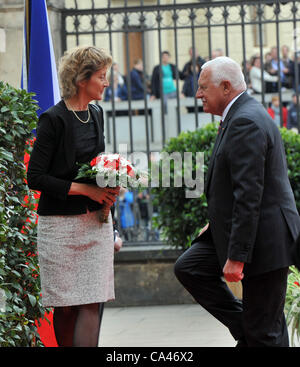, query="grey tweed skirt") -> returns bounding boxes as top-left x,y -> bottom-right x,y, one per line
37,210 -> 115,307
